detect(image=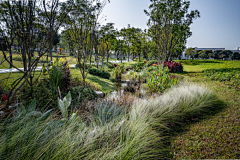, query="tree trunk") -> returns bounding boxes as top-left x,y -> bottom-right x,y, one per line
178,54 -> 182,60
120,44 -> 122,63
22,48 -> 27,72
107,50 -> 109,62
95,46 -> 98,68
128,48 -> 130,62
9,46 -> 12,68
